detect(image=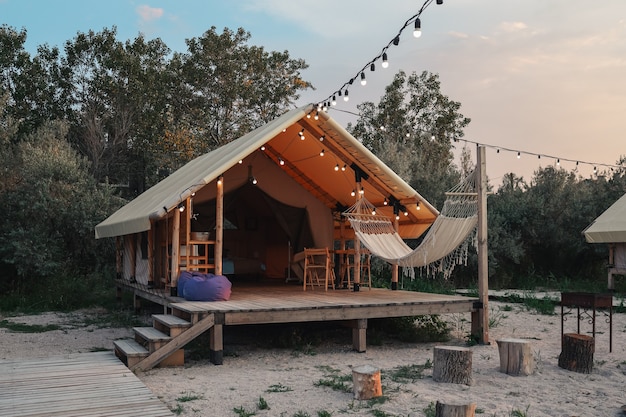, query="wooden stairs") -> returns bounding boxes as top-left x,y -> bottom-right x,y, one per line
114,304 -> 216,372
